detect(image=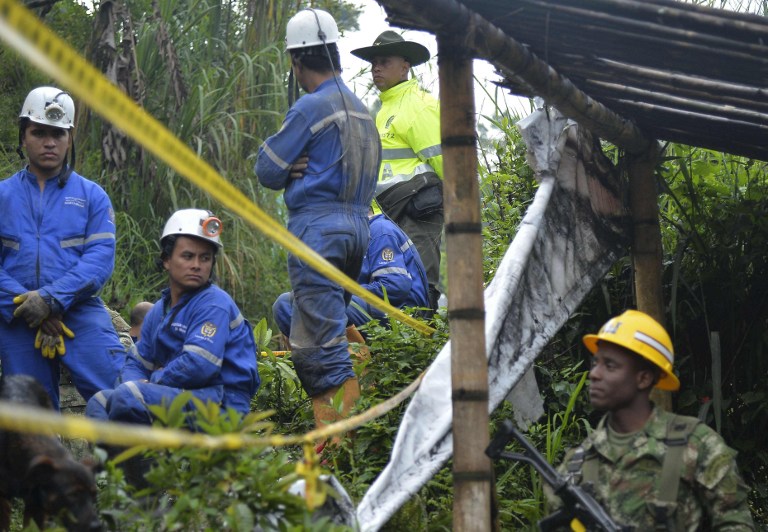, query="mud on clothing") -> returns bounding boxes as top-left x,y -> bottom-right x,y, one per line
0,168 -> 124,409
86,283 -> 260,424
256,76 -> 379,397
273,213 -> 429,335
